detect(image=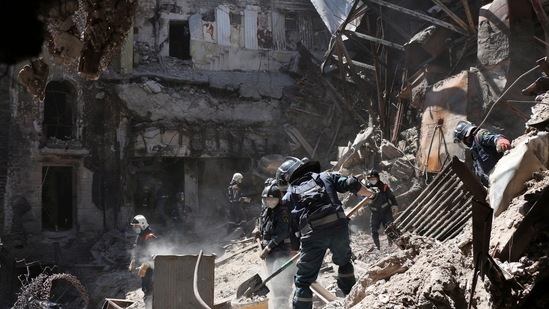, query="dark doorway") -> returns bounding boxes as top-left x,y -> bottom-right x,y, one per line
42,166 -> 74,231
43,81 -> 75,141
169,21 -> 191,60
